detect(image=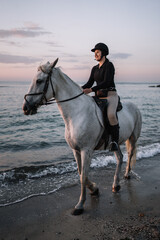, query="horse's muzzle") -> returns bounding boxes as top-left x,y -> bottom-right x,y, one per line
22,102 -> 37,115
